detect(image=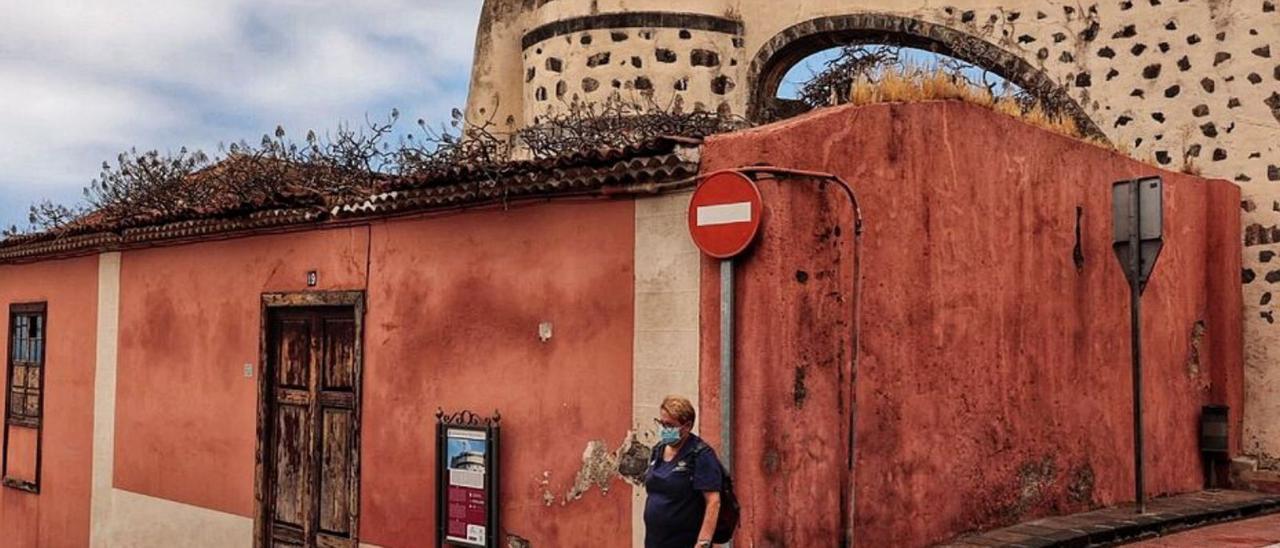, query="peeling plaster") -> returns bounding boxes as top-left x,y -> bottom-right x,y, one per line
615,431 -> 652,485
565,440 -> 615,503
1187,319 -> 1208,377
562,431 -> 651,505
538,471 -> 555,507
